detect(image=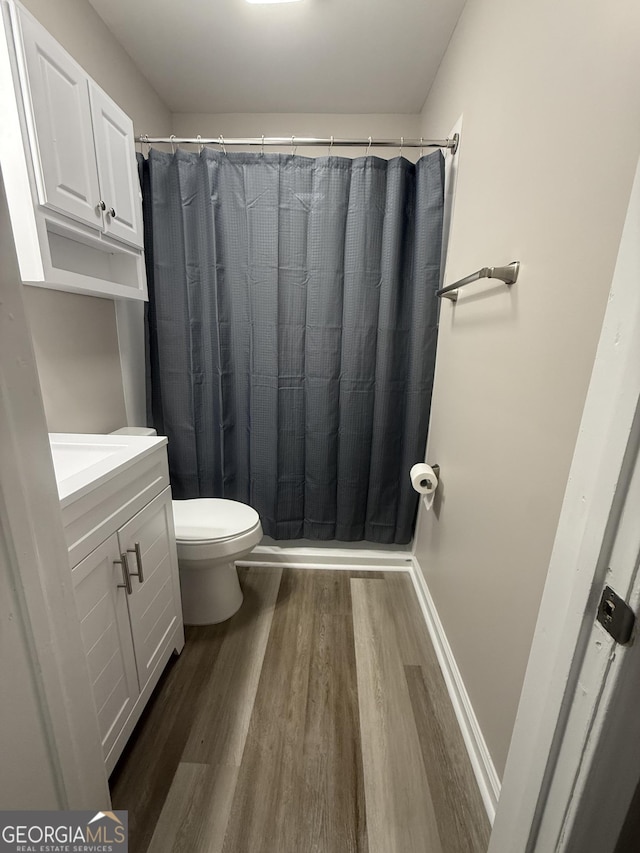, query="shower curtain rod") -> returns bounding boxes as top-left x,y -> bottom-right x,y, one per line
136,133 -> 459,154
